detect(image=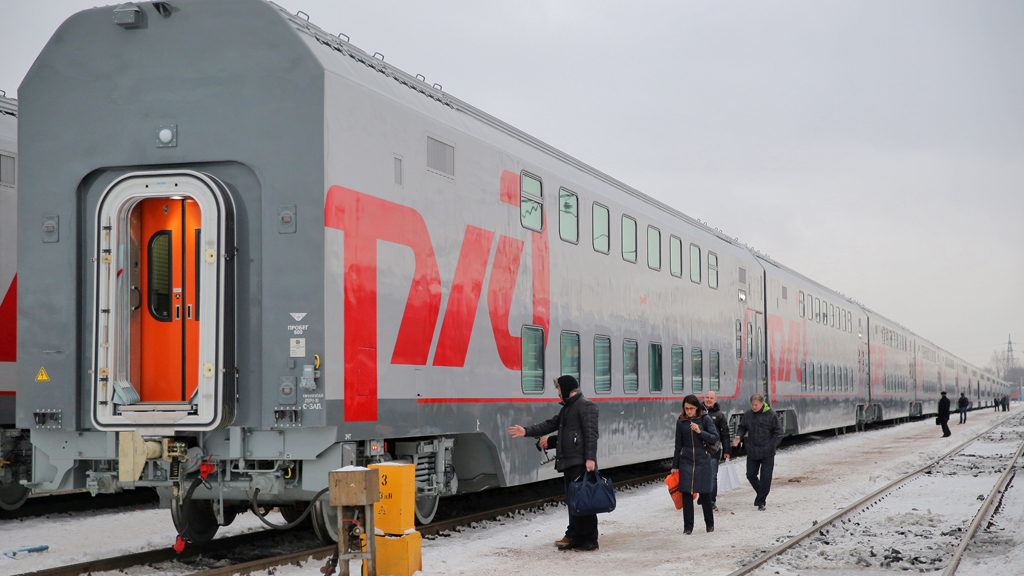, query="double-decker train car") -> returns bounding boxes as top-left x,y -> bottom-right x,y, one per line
0,92 -> 28,511
2,0 -> 1013,540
